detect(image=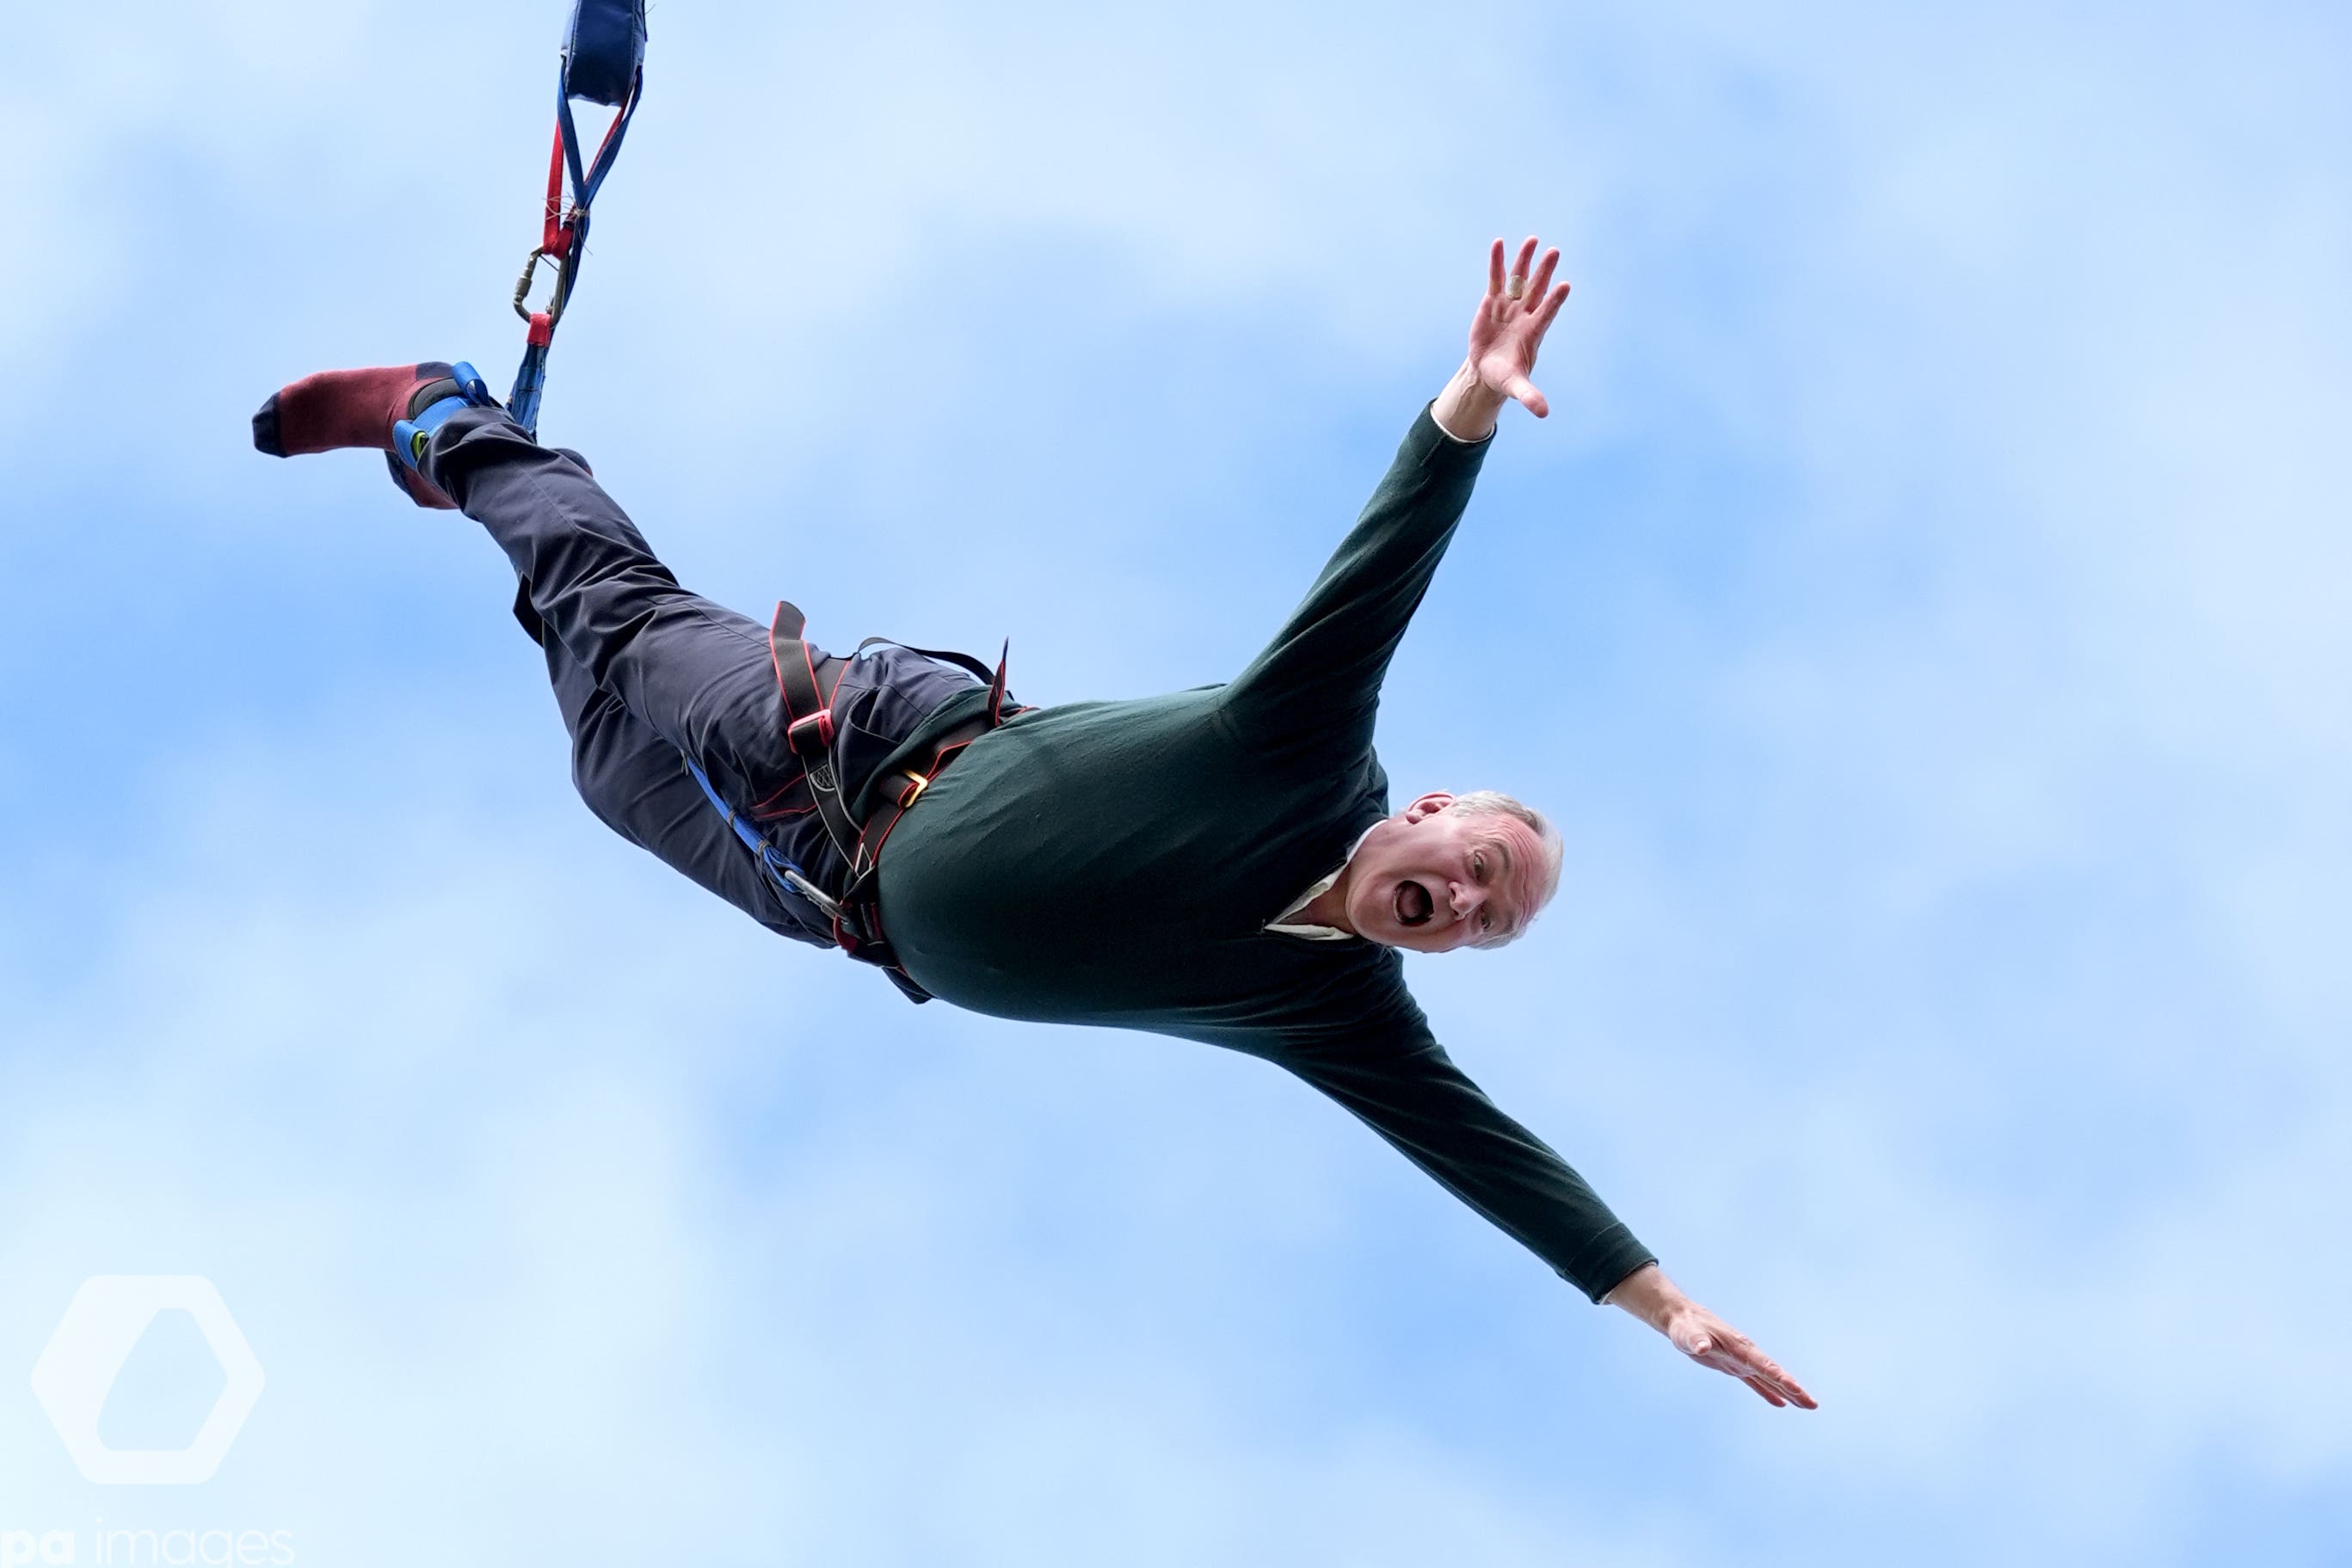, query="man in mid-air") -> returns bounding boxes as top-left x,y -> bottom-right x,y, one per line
255,236 -> 1815,1410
